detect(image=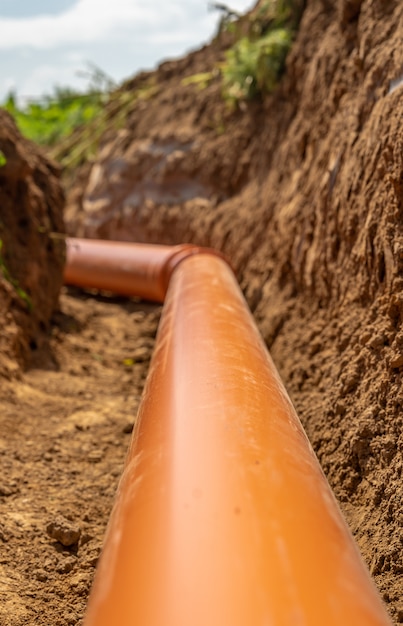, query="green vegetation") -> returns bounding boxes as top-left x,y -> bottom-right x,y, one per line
181,72 -> 216,90
222,27 -> 292,102
0,240 -> 32,310
2,88 -> 105,146
1,63 -> 158,172
218,0 -> 303,105
50,80 -> 159,171
0,150 -> 6,167
1,64 -> 114,147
